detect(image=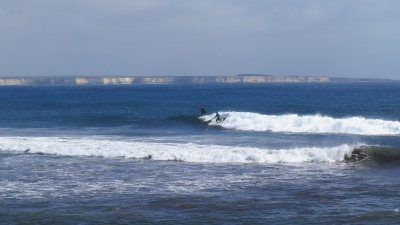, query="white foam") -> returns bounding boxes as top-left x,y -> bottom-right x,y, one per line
0,136 -> 355,164
201,112 -> 400,135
